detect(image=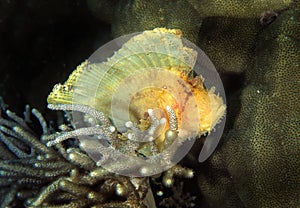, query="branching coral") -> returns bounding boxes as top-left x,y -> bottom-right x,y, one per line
158,181 -> 196,208
0,100 -> 149,207
0,98 -> 196,207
